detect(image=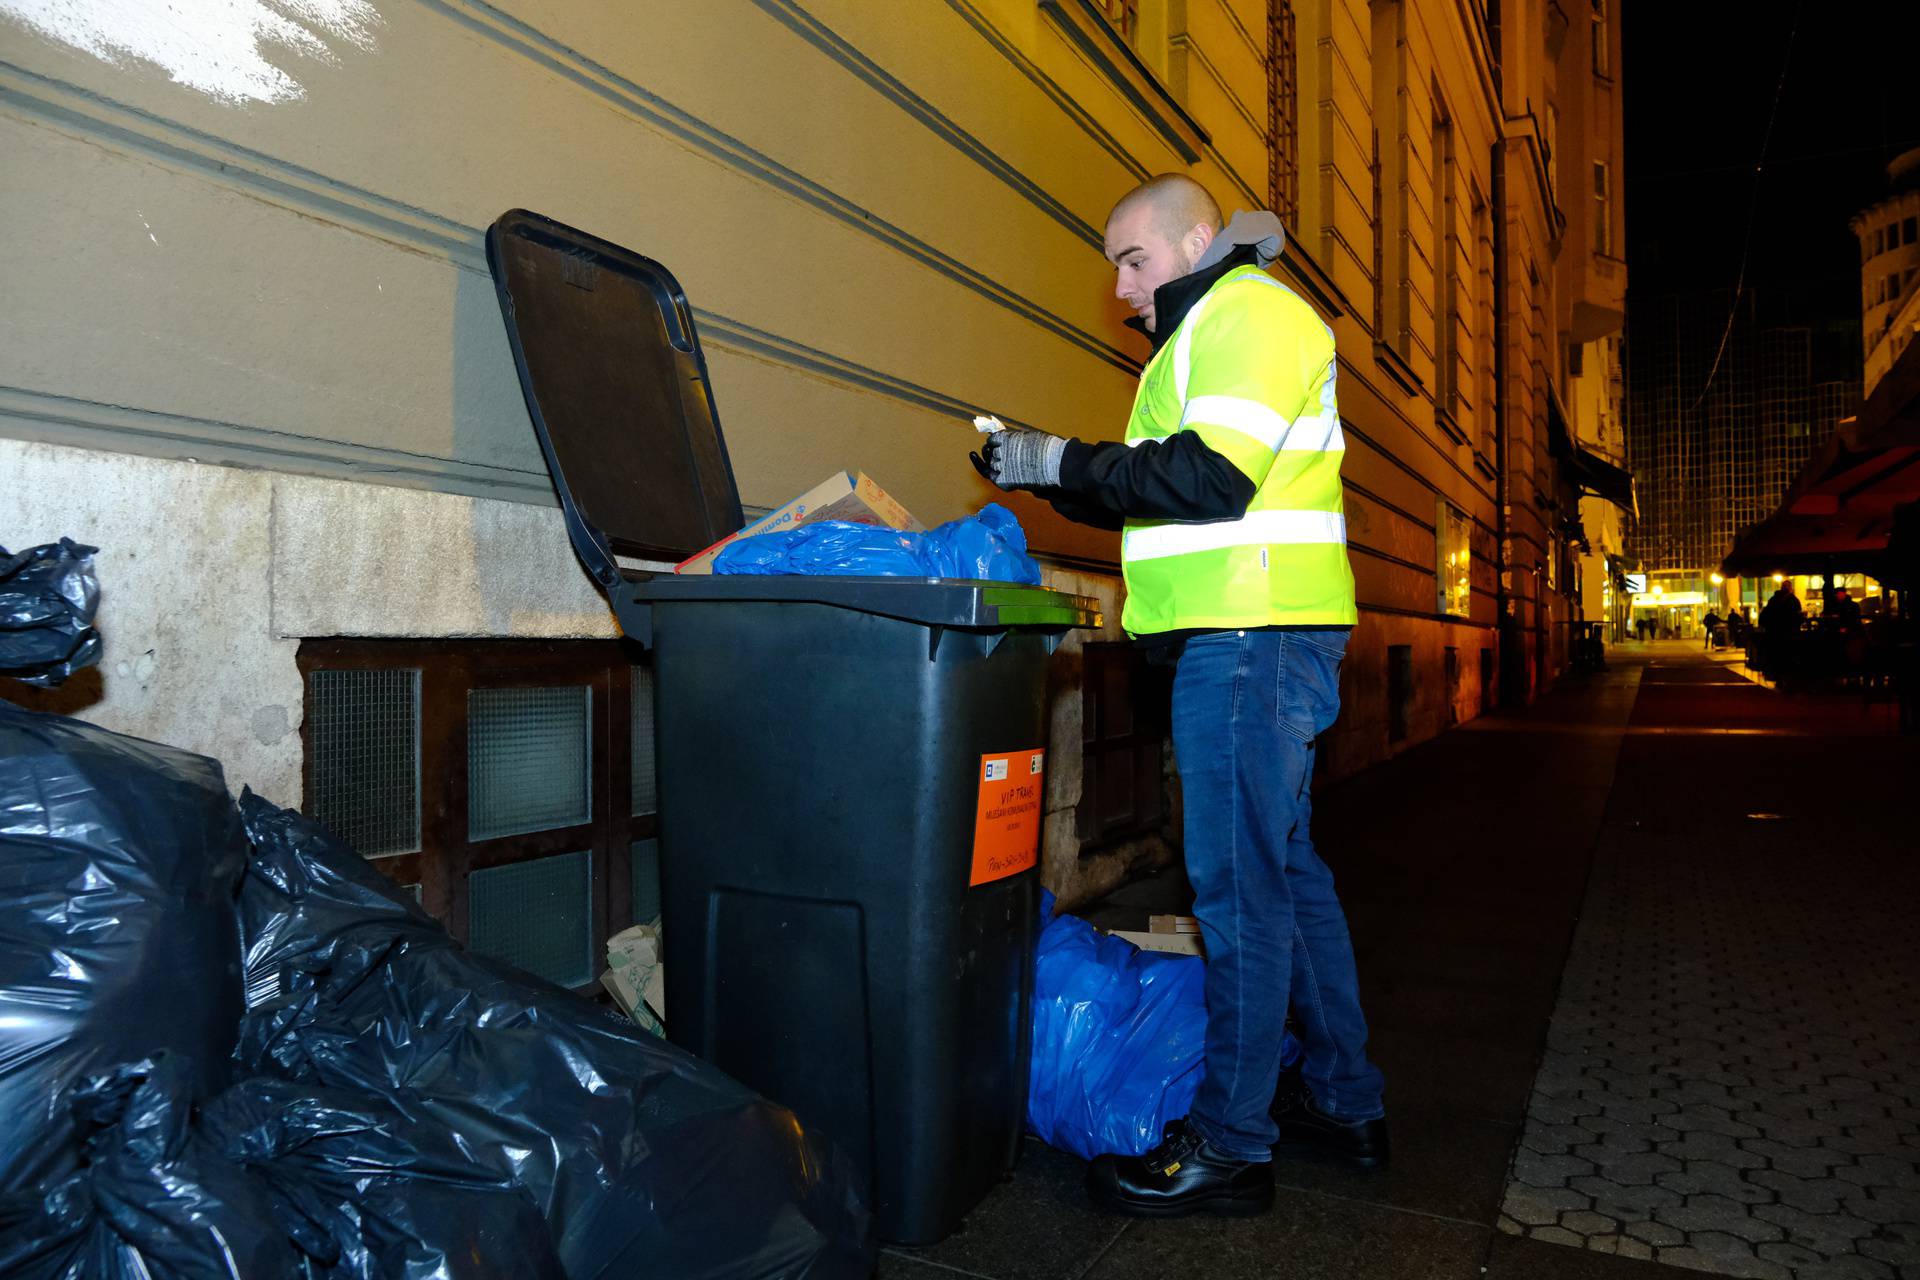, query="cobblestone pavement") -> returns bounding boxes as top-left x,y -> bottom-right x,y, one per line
1498,655 -> 1920,1279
